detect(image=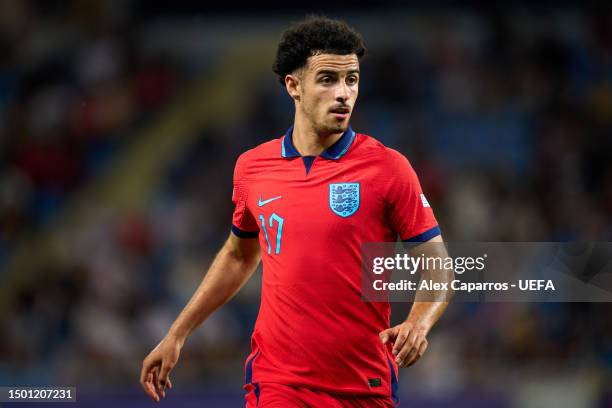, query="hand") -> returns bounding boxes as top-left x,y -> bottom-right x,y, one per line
379,321 -> 428,368
140,336 -> 182,402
